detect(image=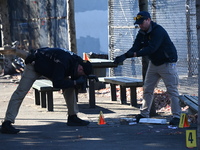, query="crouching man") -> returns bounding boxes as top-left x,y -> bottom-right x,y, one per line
1,47 -> 93,134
